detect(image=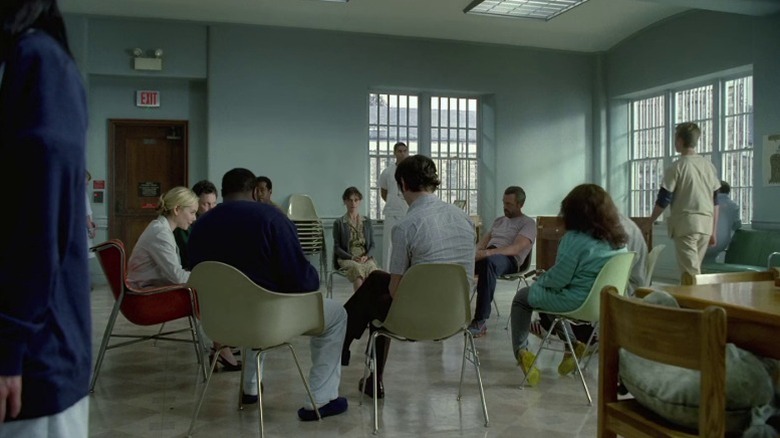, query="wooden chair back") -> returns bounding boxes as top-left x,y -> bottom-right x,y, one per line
682,270 -> 775,285
598,286 -> 727,437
